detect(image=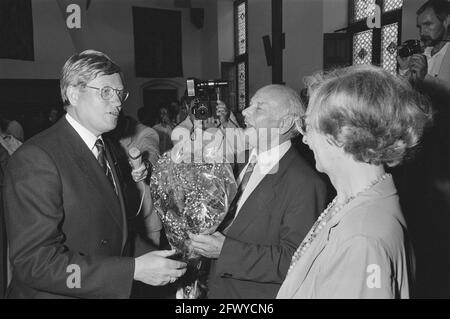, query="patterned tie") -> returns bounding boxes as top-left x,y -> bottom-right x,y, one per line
217,156 -> 257,233
95,139 -> 117,194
